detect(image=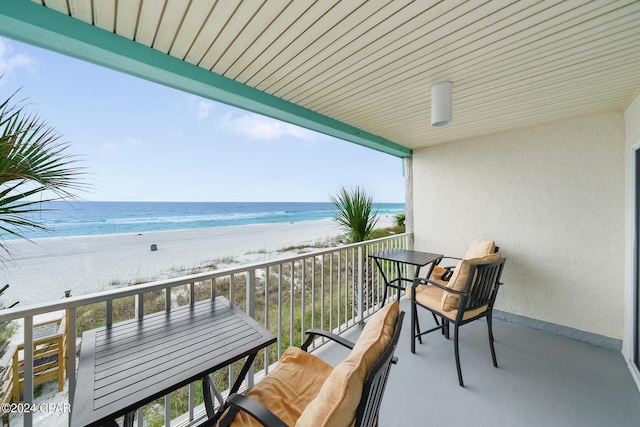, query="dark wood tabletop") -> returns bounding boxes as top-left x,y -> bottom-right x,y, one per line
71,296 -> 276,427
369,248 -> 442,267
